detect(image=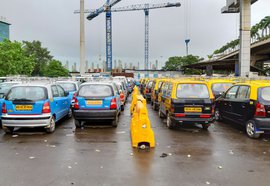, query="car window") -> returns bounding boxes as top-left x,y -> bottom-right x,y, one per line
51,85 -> 59,97
260,87 -> 270,101
177,84 -> 209,99
0,83 -> 19,98
236,86 -> 250,99
79,84 -> 113,97
225,86 -> 239,99
167,84 -> 173,97
162,83 -> 169,95
6,86 -> 47,101
58,83 -> 76,92
212,83 -> 233,94
57,85 -> 65,97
